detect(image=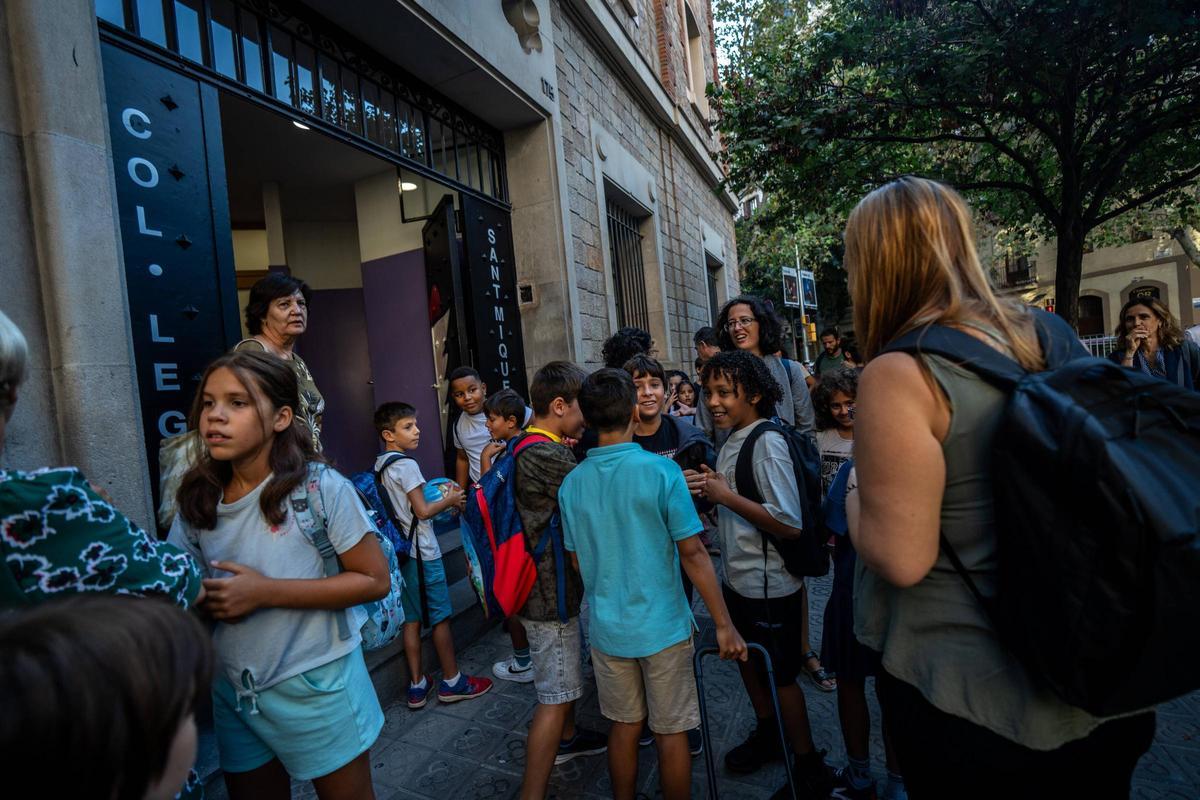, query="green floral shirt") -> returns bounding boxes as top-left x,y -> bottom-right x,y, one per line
0,467 -> 202,607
